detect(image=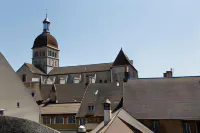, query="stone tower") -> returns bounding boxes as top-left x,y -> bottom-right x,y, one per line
32,14 -> 59,74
